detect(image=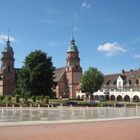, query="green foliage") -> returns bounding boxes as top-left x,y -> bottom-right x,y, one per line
0,95 -> 5,104
17,50 -> 56,97
36,96 -> 41,102
15,95 -> 20,103
45,96 -> 49,104
78,101 -> 91,106
23,95 -> 28,103
81,67 -> 104,95
14,88 -> 21,96
32,95 -> 36,102
7,96 -> 12,104
40,95 -> 44,101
